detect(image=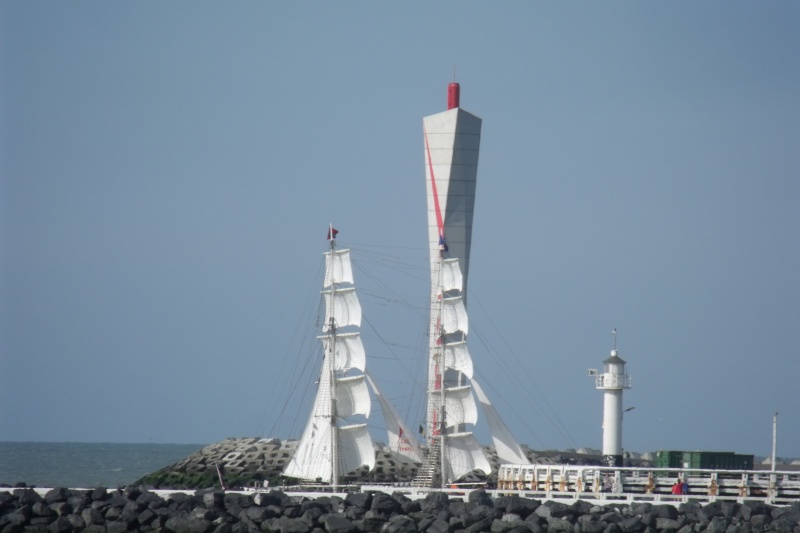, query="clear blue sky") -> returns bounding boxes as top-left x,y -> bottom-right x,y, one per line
2,2 -> 798,460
